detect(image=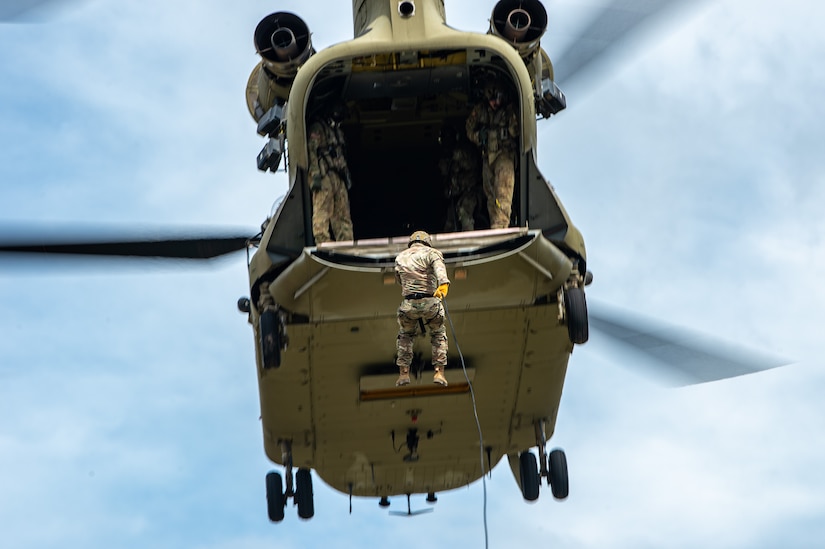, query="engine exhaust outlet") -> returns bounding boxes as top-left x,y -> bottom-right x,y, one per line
488,0 -> 547,58
253,11 -> 313,77
504,8 -> 531,42
270,27 -> 299,61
